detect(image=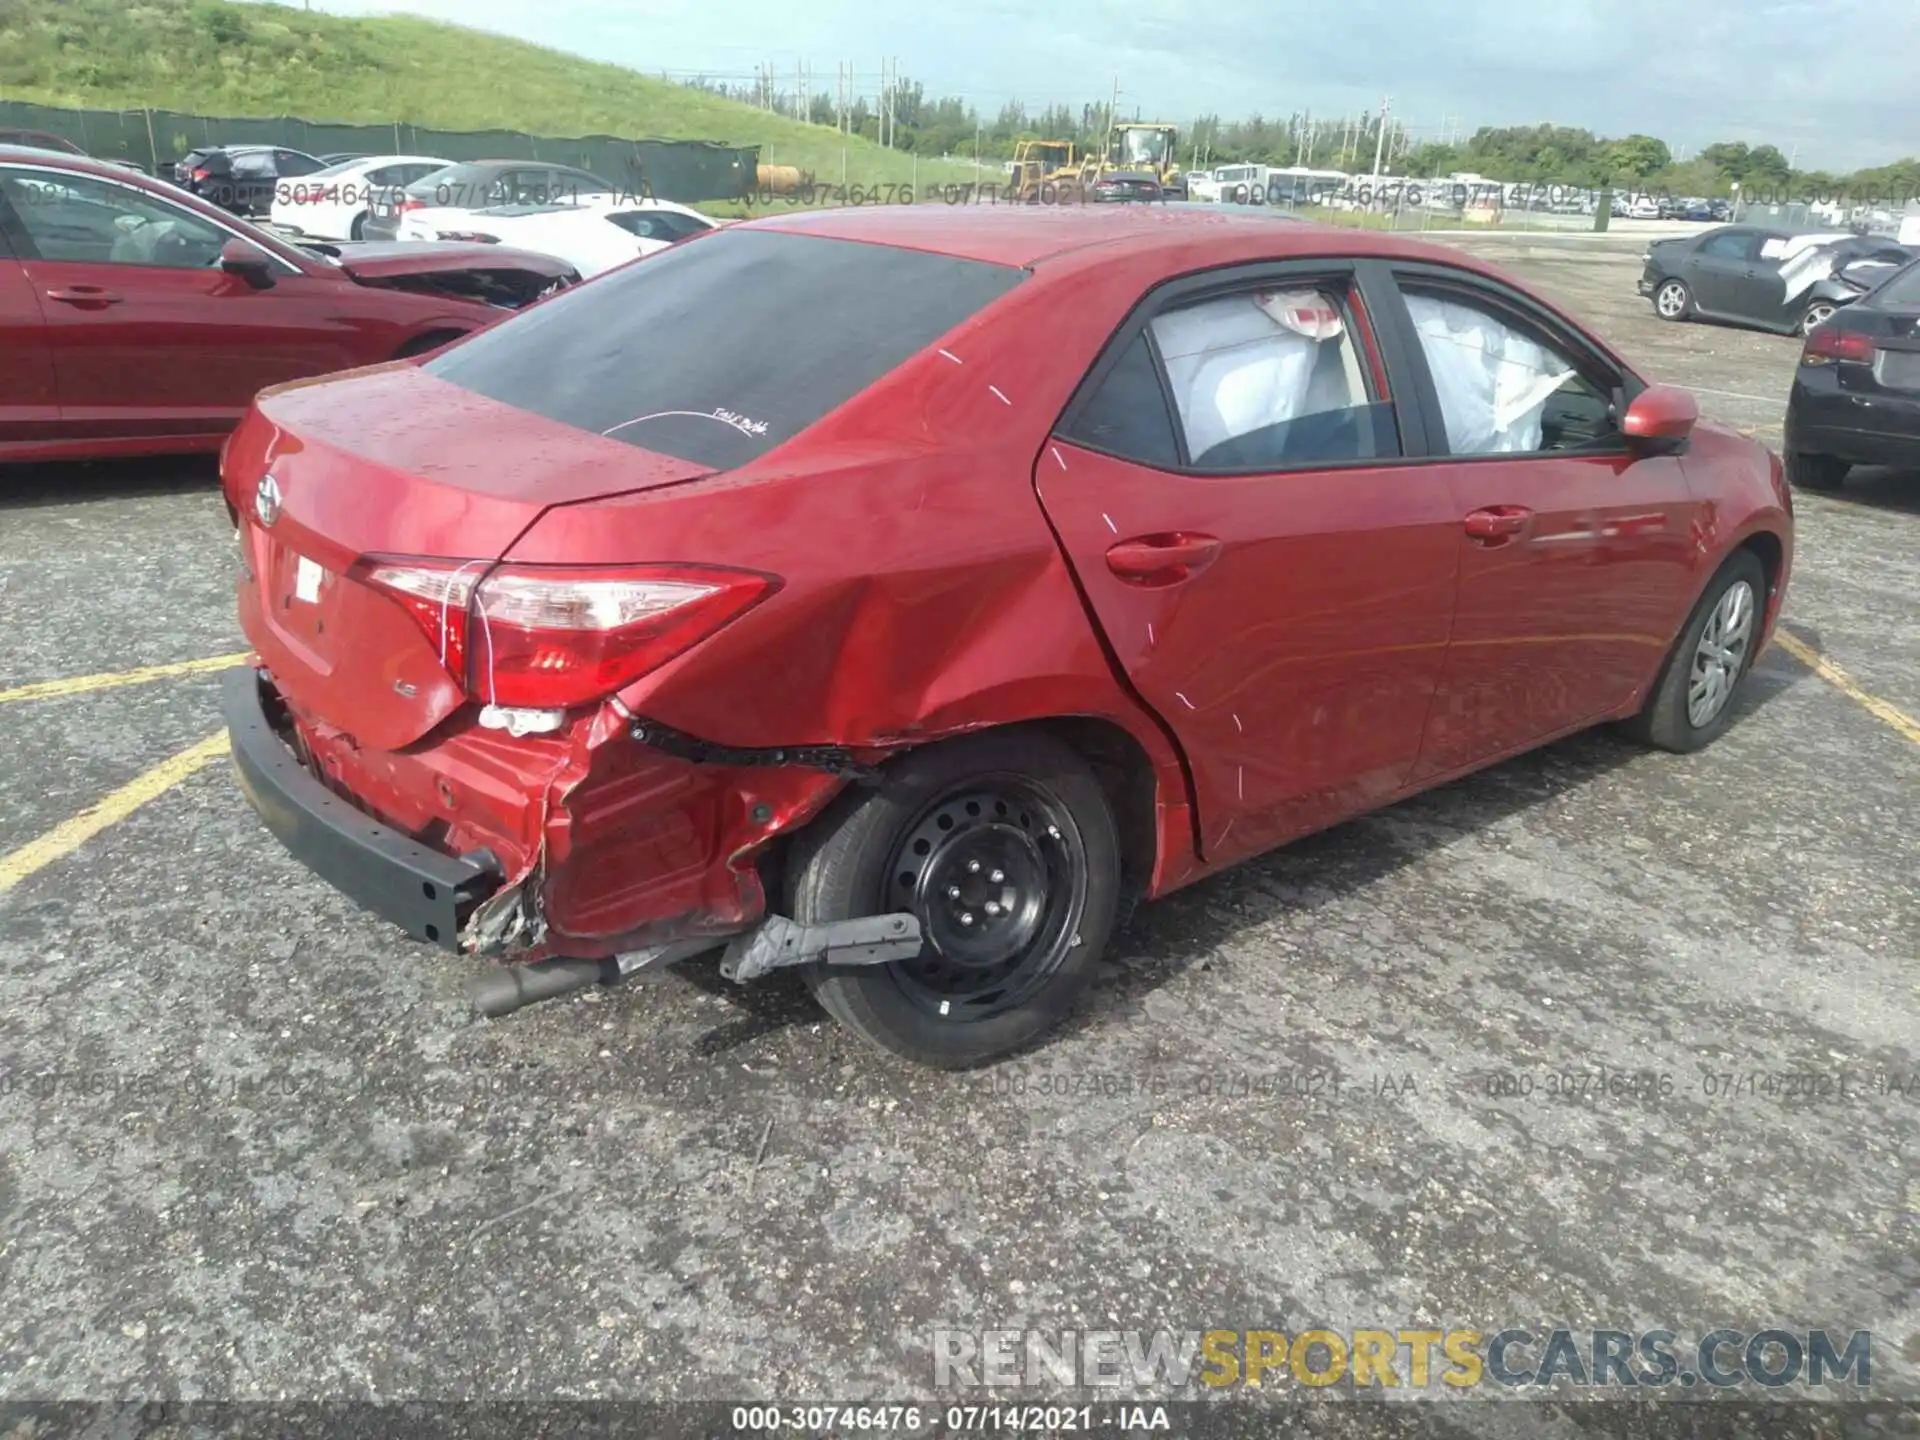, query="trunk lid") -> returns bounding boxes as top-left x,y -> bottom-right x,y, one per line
231,364 -> 716,749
